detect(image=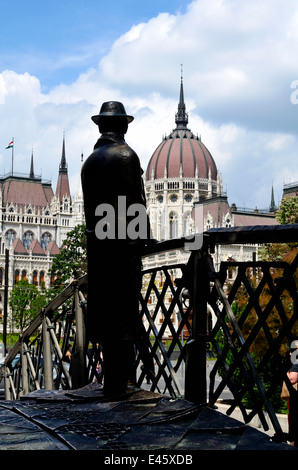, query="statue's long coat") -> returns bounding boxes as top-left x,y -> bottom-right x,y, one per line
81,131 -> 148,346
